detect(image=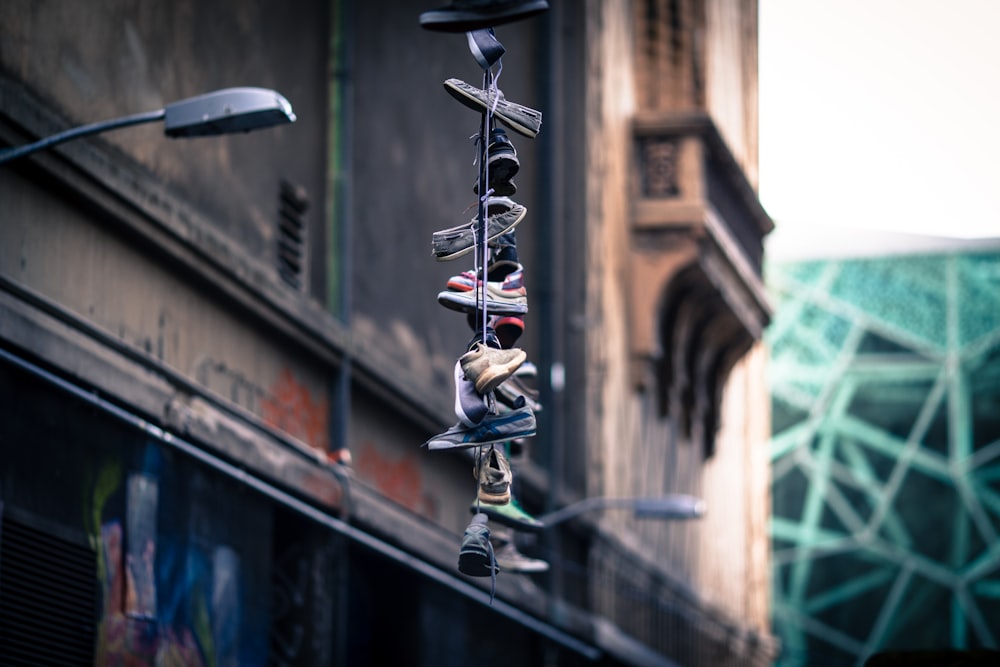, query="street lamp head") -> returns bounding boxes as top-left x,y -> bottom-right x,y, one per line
163,87 -> 296,138
0,86 -> 296,166
536,494 -> 707,528
632,495 -> 706,520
